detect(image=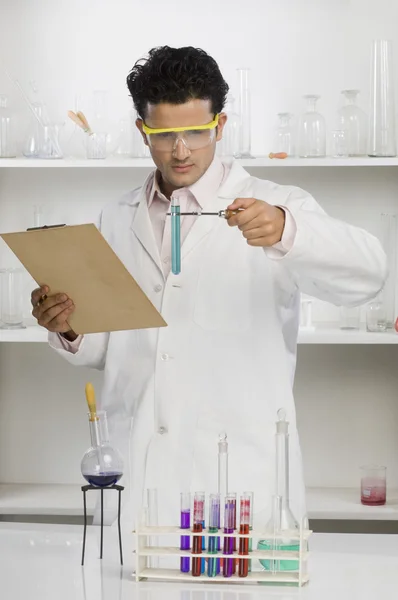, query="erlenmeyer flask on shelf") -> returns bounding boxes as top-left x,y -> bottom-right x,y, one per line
0,95 -> 17,158
274,113 -> 295,156
297,95 -> 326,158
337,90 -> 367,156
81,383 -> 124,487
217,93 -> 240,157
368,40 -> 396,157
